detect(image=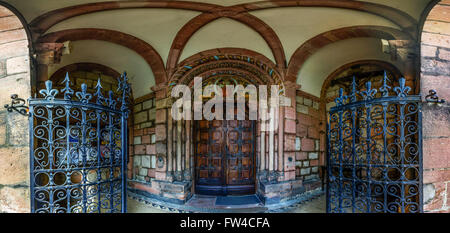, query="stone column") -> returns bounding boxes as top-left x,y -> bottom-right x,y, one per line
176,119 -> 182,180
34,42 -> 64,88
384,40 -> 418,89
184,119 -> 191,180
277,106 -> 284,177
148,83 -> 192,204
